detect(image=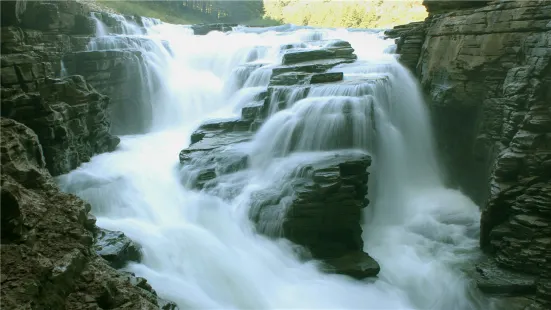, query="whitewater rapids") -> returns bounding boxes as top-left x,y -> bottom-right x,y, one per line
58,17 -> 493,310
